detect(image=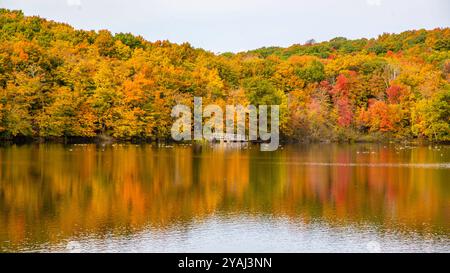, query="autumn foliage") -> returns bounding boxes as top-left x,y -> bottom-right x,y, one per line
0,9 -> 448,142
